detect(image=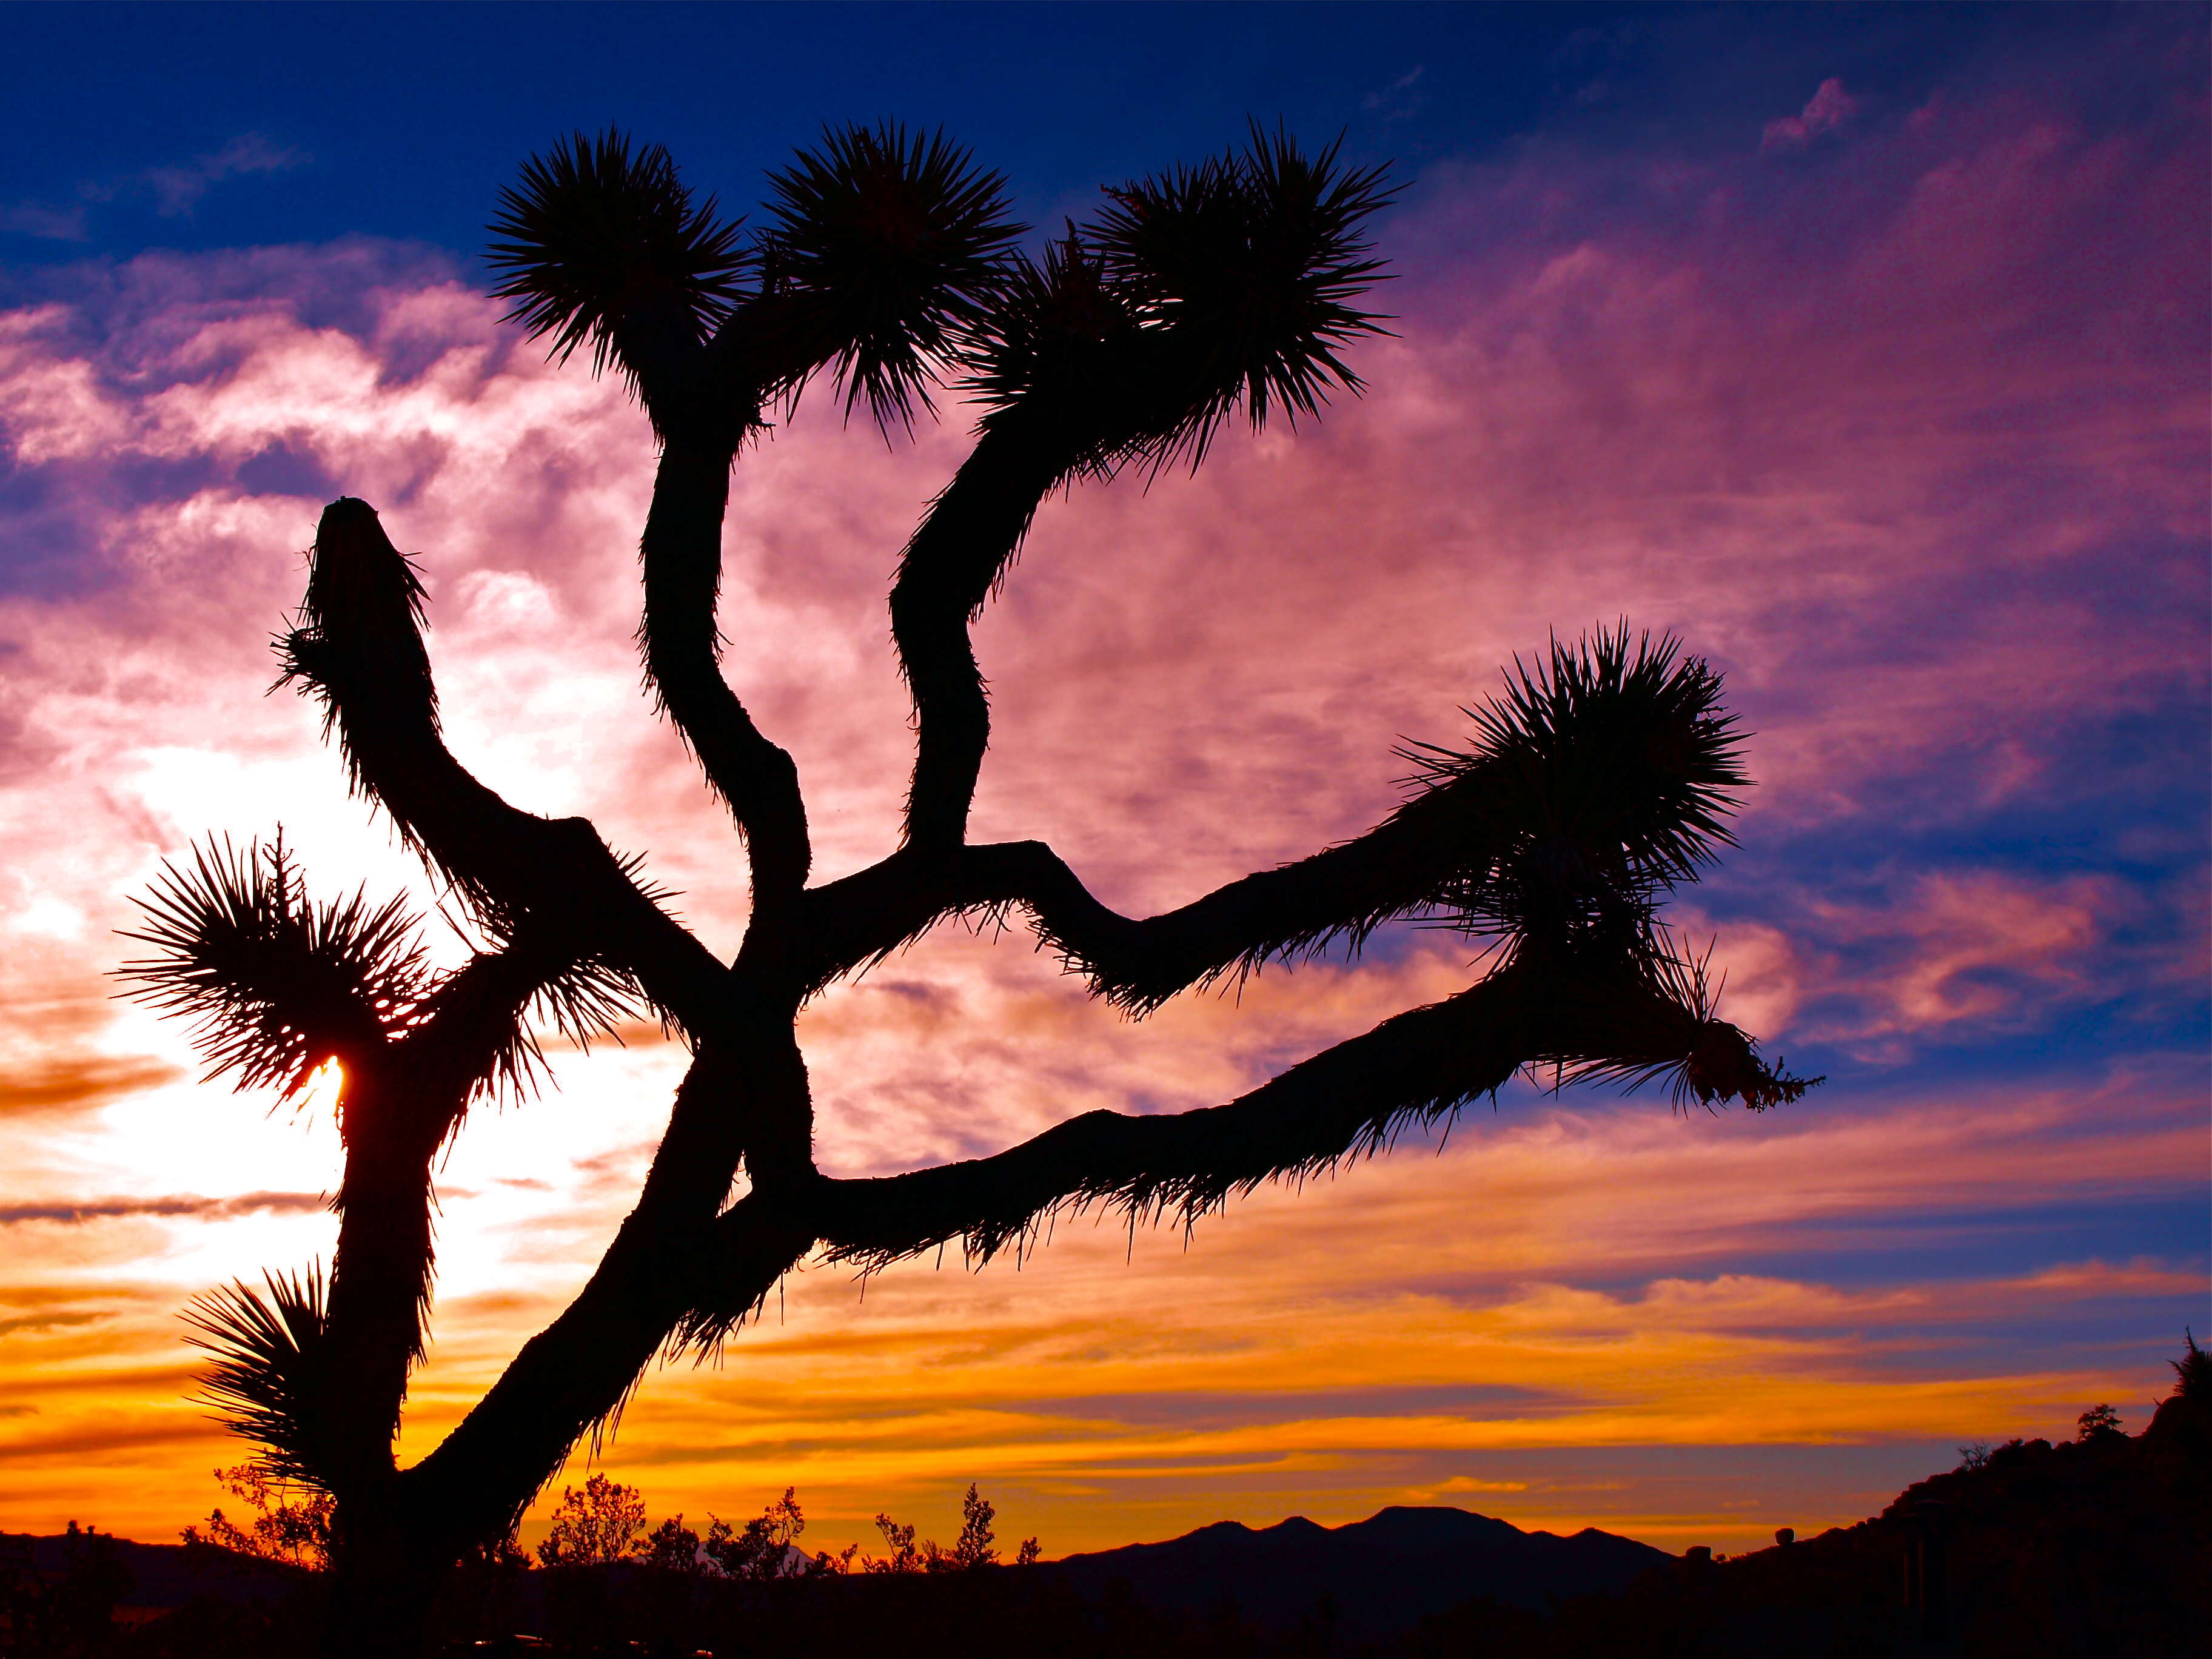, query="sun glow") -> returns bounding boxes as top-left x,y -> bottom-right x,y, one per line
295,1057 -> 344,1123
